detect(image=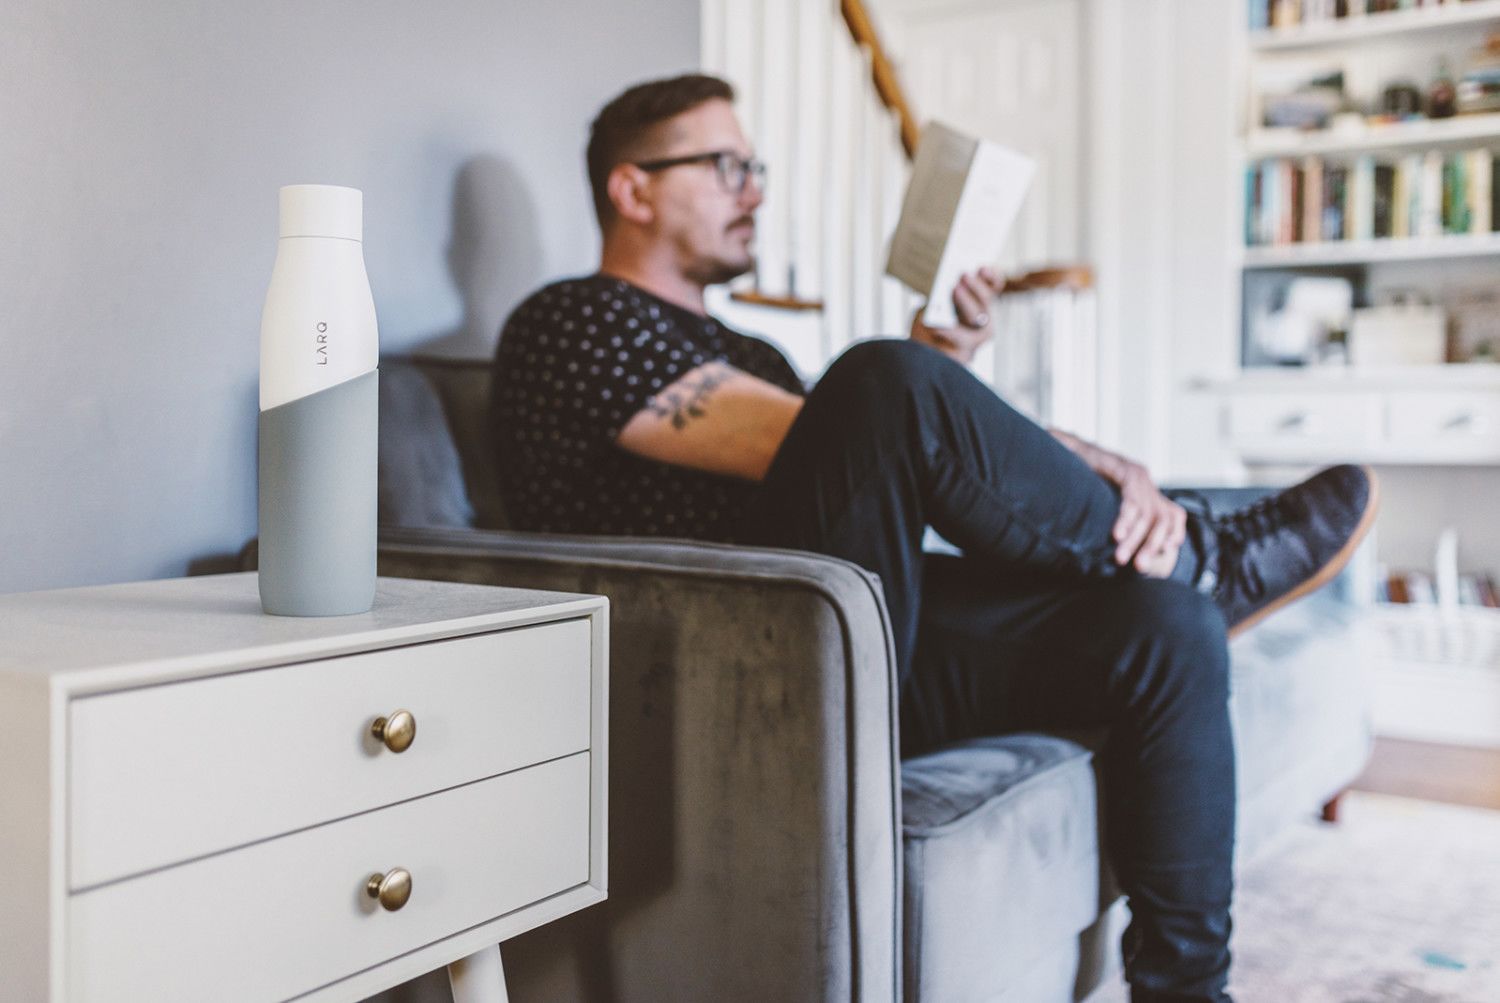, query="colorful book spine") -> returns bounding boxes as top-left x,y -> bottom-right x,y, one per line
1374,163 -> 1396,239
1420,151 -> 1444,238
1272,162 -> 1284,245
1468,149 -> 1493,236
1324,164 -> 1347,241
1291,163 -> 1305,244
1302,156 -> 1324,244
1351,155 -> 1376,241
1392,157 -> 1410,238
1242,145 -> 1499,247
1260,164 -> 1274,246
1443,154 -> 1470,235
1246,166 -> 1260,246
